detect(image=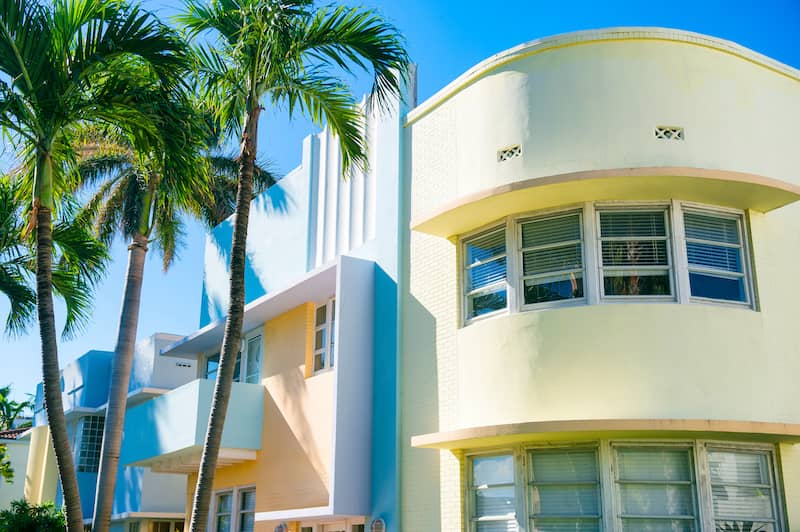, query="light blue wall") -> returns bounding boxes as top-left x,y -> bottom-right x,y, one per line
121,379 -> 264,466
33,350 -> 113,427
